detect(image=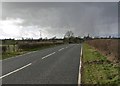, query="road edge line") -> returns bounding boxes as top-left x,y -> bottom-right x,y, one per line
78,44 -> 82,86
